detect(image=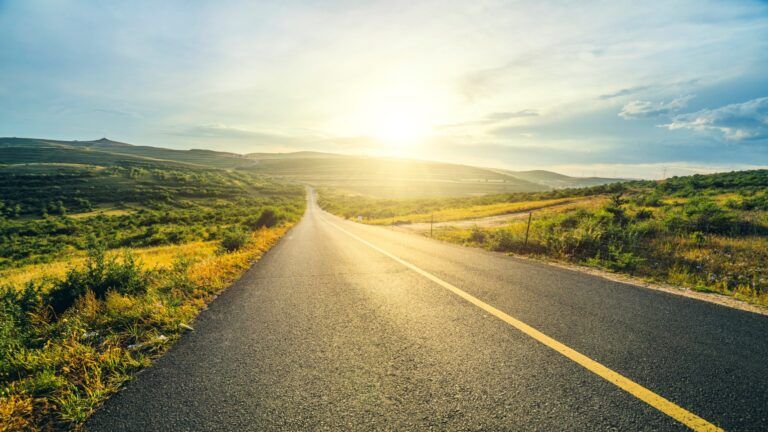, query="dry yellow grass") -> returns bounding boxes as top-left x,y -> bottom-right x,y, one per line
1,241 -> 219,288
188,228 -> 286,292
69,208 -> 133,219
367,197 -> 588,225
